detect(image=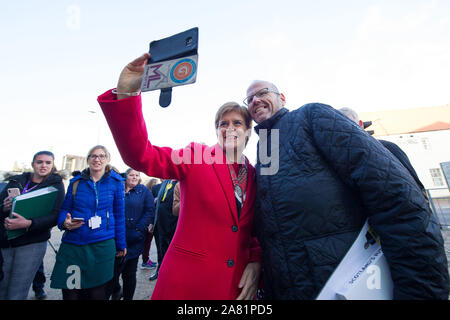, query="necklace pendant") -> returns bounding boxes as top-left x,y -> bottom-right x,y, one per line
234,185 -> 243,198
